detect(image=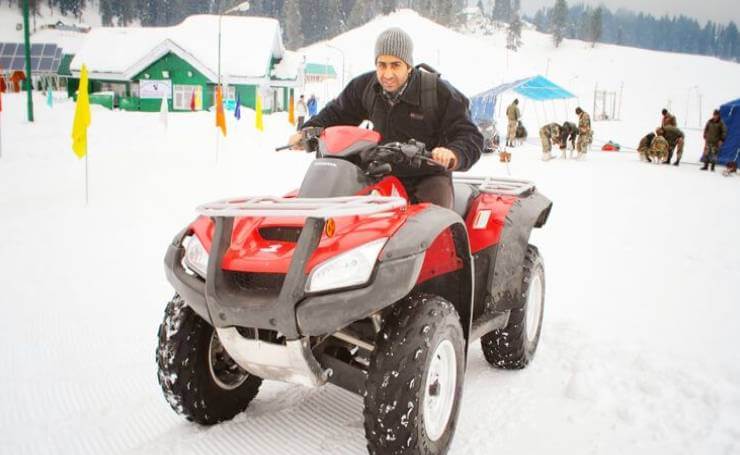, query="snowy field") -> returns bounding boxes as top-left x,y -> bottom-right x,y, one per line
2,10 -> 740,455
